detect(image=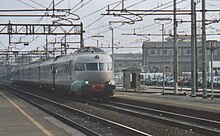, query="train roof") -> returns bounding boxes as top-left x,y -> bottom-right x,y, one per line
28,47 -> 106,66
74,46 -> 105,54
12,47 -> 108,70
